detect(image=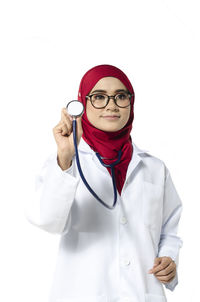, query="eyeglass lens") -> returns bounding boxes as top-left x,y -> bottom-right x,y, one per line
90,93 -> 130,108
